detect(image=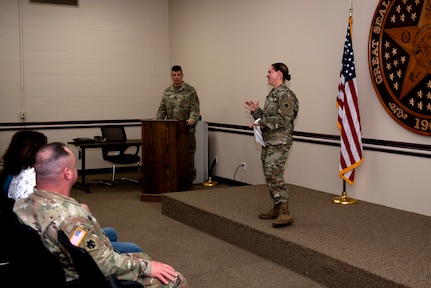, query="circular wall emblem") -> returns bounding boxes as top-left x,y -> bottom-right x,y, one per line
369,0 -> 431,136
